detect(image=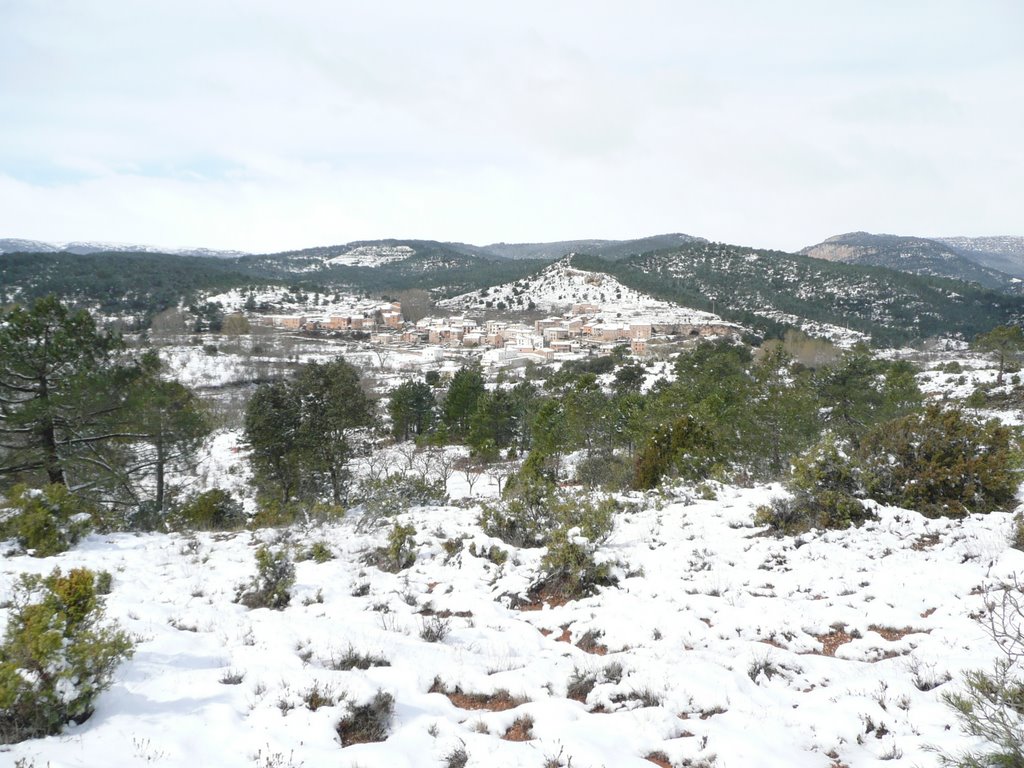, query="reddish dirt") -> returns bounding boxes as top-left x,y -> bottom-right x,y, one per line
813,629 -> 854,656
576,632 -> 608,655
428,680 -> 526,712
644,752 -> 672,767
555,624 -> 573,643
868,624 -> 924,641
502,716 -> 534,741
